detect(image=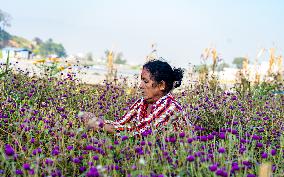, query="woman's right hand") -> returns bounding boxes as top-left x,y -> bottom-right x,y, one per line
78,111 -> 101,131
